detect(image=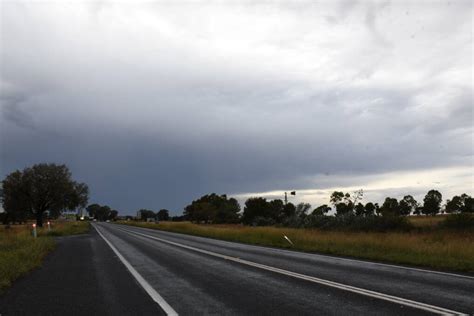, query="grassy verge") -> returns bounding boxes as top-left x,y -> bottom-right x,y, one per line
119,221 -> 474,273
41,221 -> 91,237
0,221 -> 90,292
